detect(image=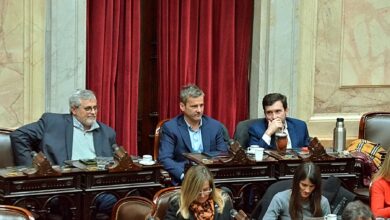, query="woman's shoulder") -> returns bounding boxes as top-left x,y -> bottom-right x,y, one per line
372,177 -> 390,188
275,189 -> 291,197
320,195 -> 330,204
